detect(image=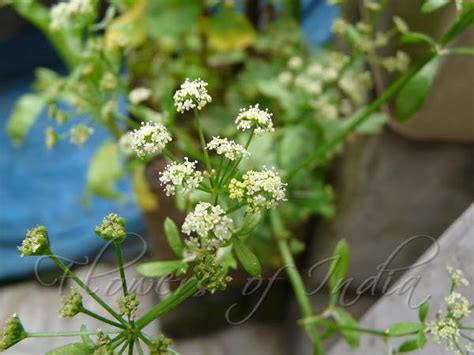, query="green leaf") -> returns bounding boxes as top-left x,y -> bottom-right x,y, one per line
233,237 -> 262,277
401,32 -> 436,47
329,240 -> 350,295
395,57 -> 440,121
289,238 -> 306,255
418,300 -> 430,322
46,343 -> 92,355
137,260 -> 187,278
6,94 -> 45,145
417,330 -> 427,348
235,213 -> 261,238
85,140 -> 123,200
355,112 -> 388,134
164,218 -> 184,258
386,322 -> 423,336
333,308 -> 360,348
398,338 -> 421,352
421,0 -> 451,13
